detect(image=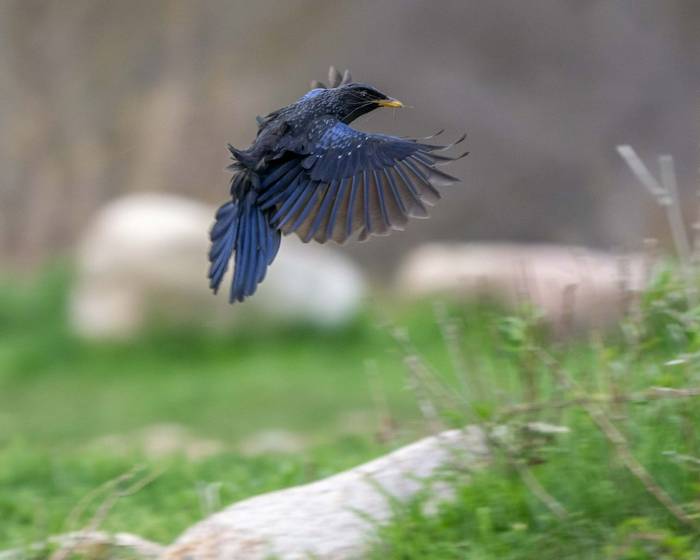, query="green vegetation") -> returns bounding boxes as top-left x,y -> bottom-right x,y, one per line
371,267 -> 700,559
0,265 -> 460,550
2,264 -> 700,559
